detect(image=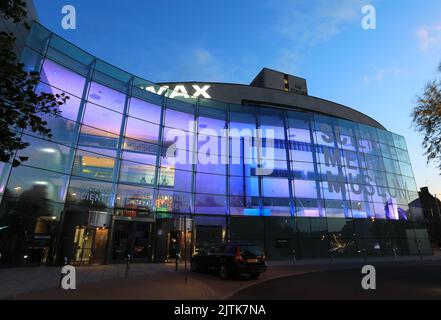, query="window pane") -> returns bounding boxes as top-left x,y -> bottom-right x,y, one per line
72,148 -> 117,182
78,125 -> 119,149
119,160 -> 155,186
195,194 -> 227,214
115,184 -> 154,217
262,178 -> 289,197
156,190 -> 192,213
128,98 -> 161,123
0,162 -> 12,194
35,83 -> 82,121
122,151 -> 156,165
87,82 -> 126,113
16,134 -> 74,174
164,108 -> 194,131
40,59 -> 86,97
293,180 -> 320,199
82,103 -> 123,135
125,117 -> 159,143
196,173 -> 226,195
229,196 -> 258,215
160,168 -> 192,192
66,177 -> 114,208
6,166 -> 69,203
